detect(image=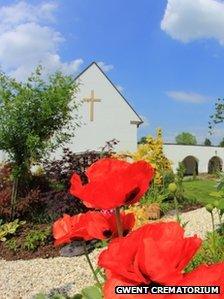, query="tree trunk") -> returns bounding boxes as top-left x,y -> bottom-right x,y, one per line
10,176 -> 19,220
10,160 -> 32,220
